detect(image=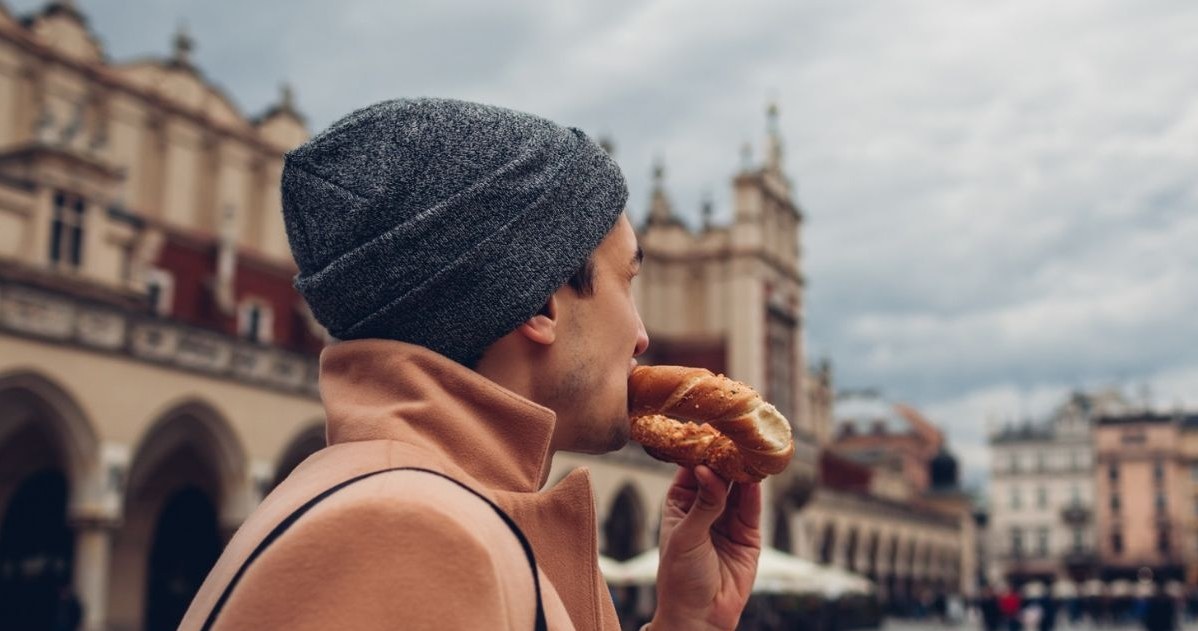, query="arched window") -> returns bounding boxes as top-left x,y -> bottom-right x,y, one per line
602,484 -> 644,562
